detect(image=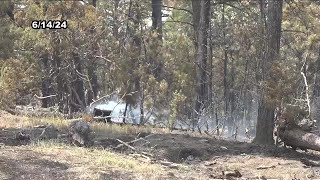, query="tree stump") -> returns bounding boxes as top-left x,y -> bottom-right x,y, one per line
68,120 -> 94,147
